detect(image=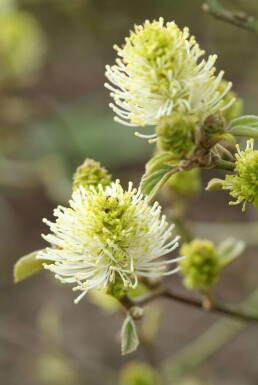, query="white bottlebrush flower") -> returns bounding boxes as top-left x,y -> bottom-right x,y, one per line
105,18 -> 233,131
38,180 -> 181,303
